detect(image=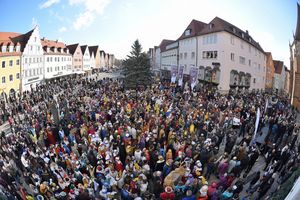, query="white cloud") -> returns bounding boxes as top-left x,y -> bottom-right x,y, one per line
73,11 -> 95,30
58,26 -> 67,32
69,0 -> 111,30
39,0 -> 60,9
